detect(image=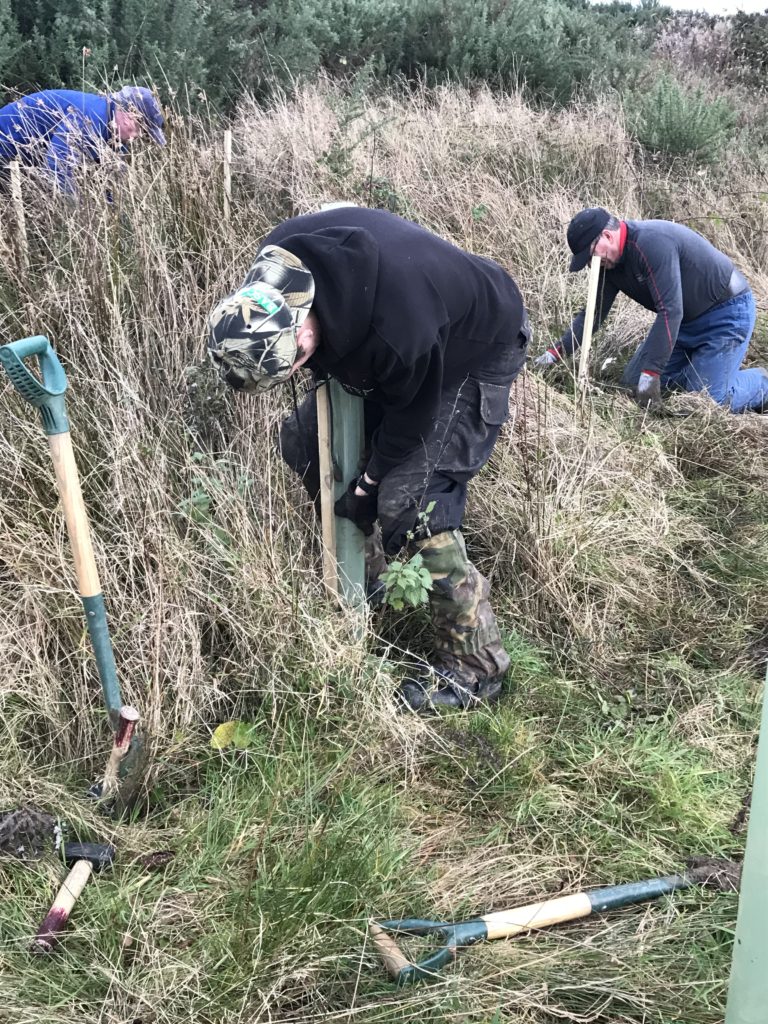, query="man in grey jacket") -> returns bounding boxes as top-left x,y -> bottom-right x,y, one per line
538,208 -> 768,413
